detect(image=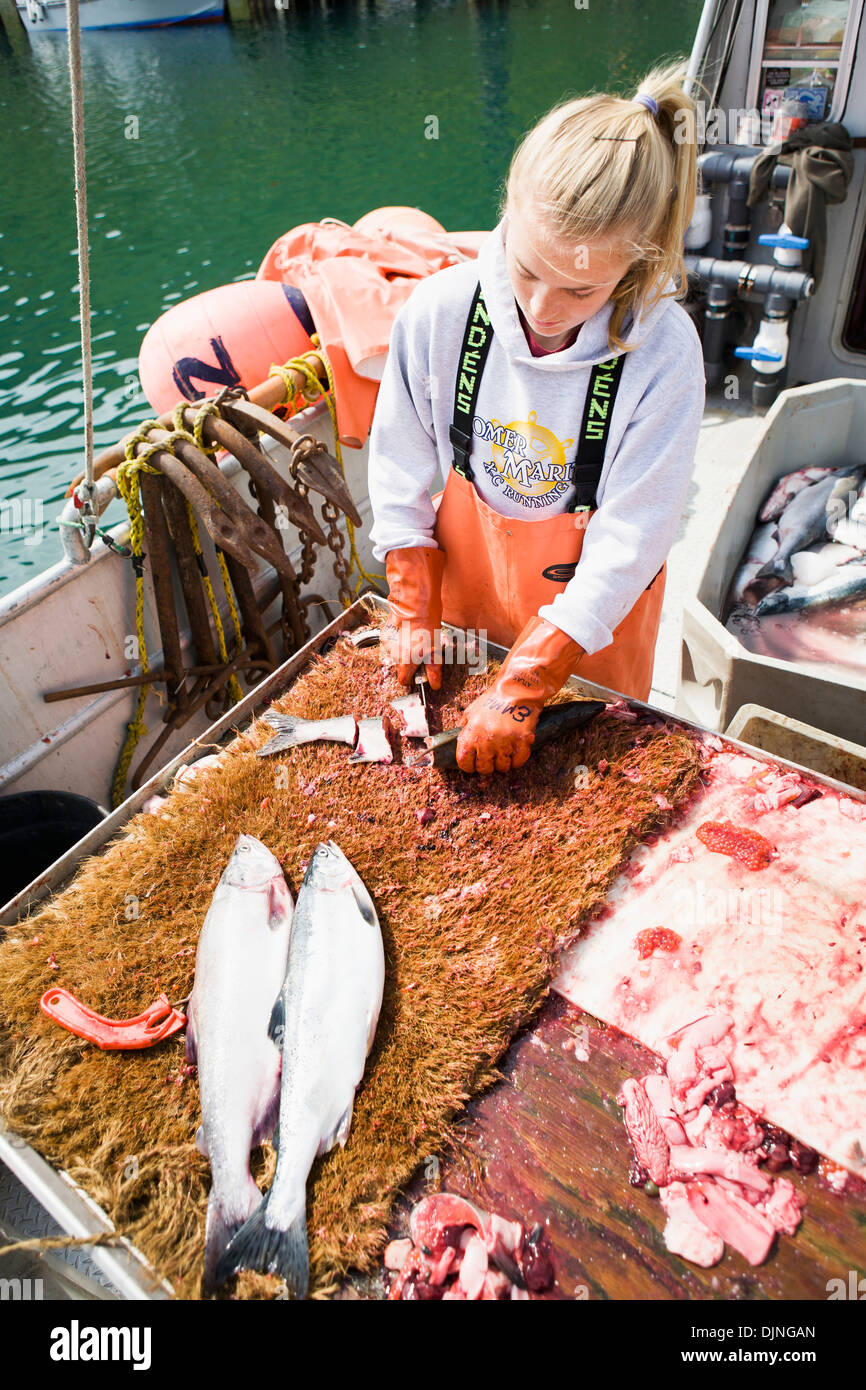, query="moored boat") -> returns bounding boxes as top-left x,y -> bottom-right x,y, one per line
16,0 -> 223,30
